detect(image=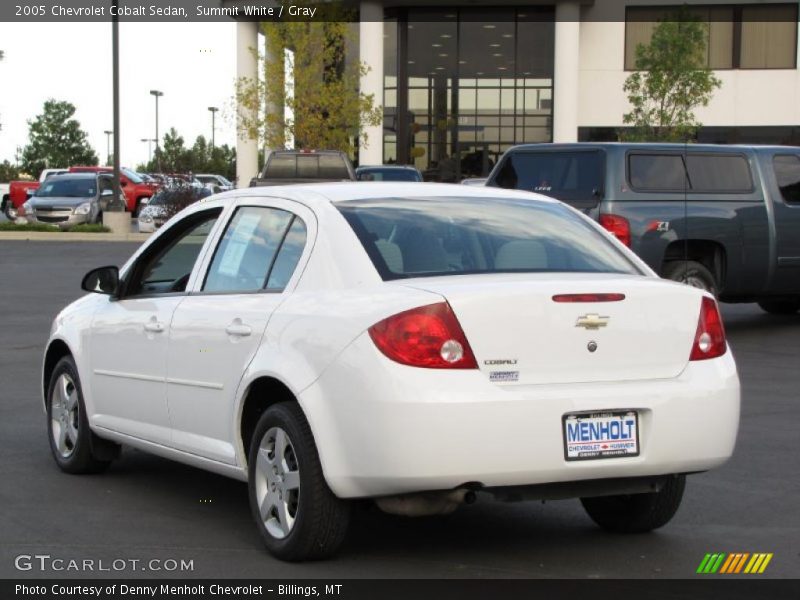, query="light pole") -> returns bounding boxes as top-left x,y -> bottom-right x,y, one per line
140,138 -> 156,165
110,12 -> 124,213
149,89 -> 163,169
104,130 -> 113,165
207,106 -> 219,148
